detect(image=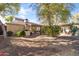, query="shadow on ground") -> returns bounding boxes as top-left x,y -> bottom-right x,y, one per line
54,36 -> 79,40
0,36 -> 79,56
9,45 -> 75,56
